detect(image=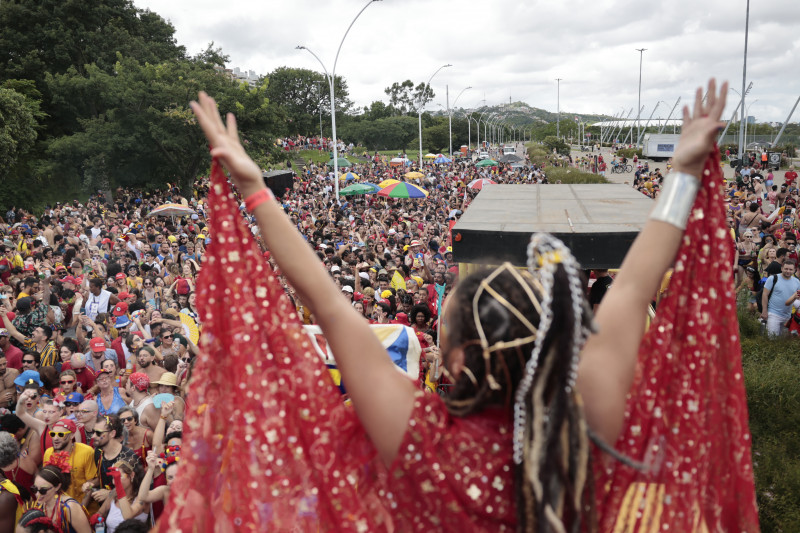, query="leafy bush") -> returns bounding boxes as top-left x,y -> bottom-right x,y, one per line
738,307 -> 800,531
543,135 -> 570,156
616,148 -> 642,159
543,167 -> 608,184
